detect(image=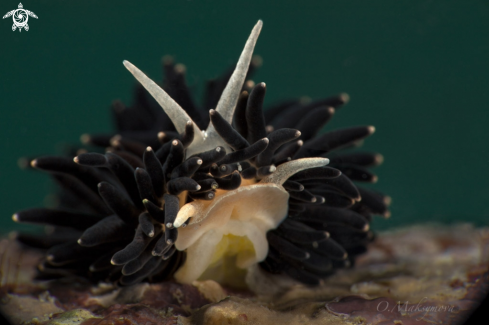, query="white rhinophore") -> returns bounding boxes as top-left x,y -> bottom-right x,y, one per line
122,60 -> 205,148
123,20 -> 263,157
